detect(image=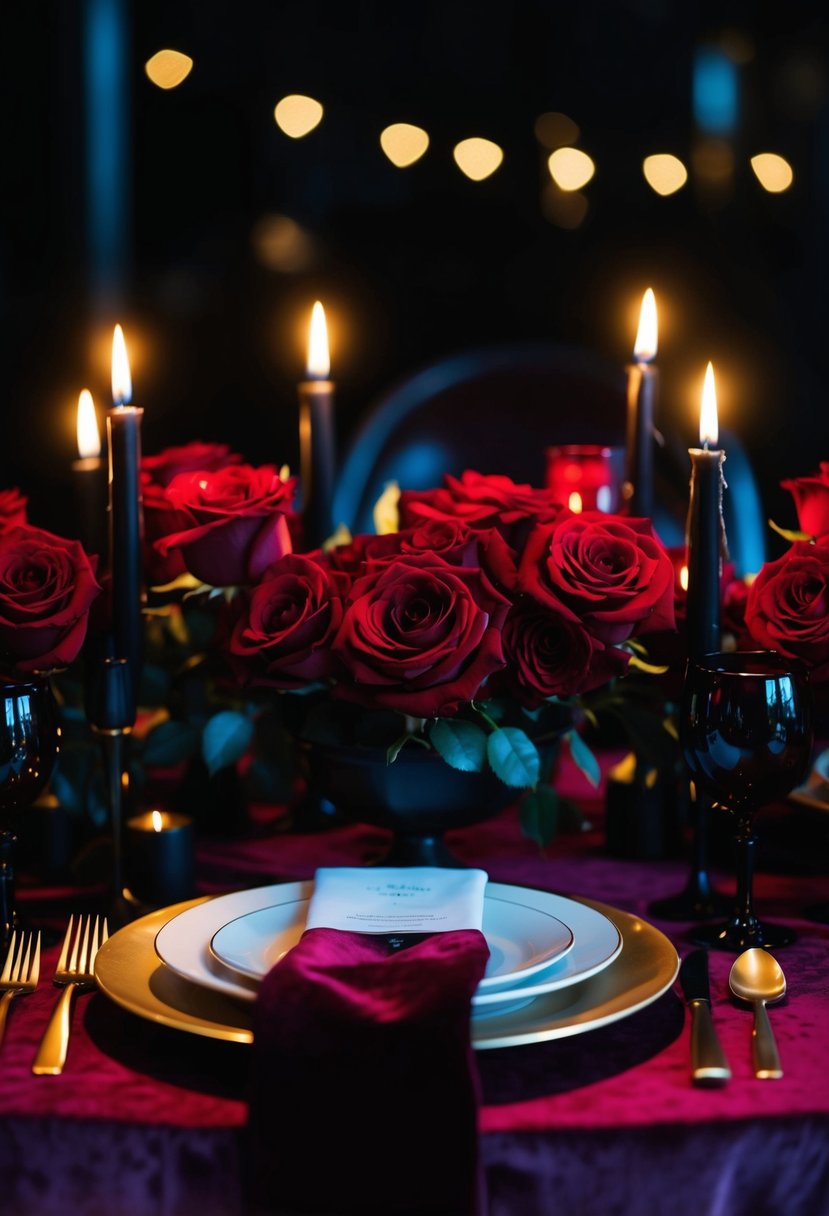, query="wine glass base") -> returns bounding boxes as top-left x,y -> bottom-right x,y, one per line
690,919 -> 797,951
